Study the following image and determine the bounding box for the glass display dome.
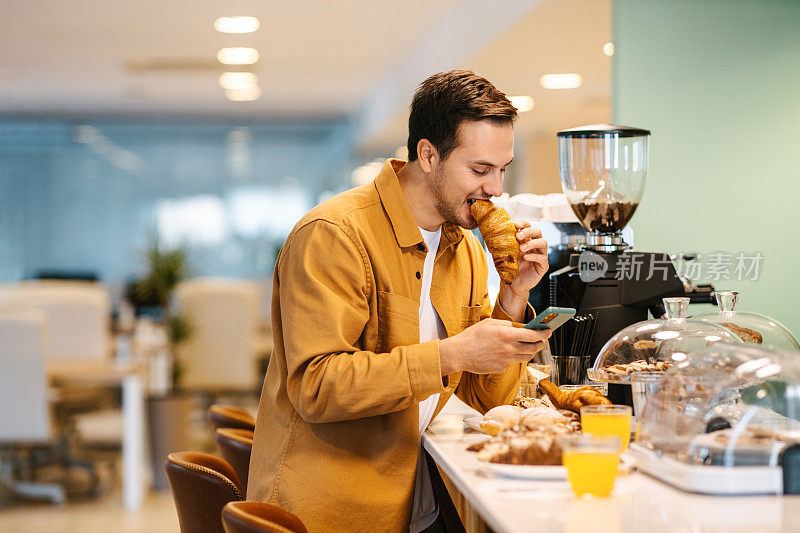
[635,342,800,475]
[588,297,740,383]
[696,290,800,352]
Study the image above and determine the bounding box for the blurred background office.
[0,0,797,531]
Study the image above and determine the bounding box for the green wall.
[613,0,800,337]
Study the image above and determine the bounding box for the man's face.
[427,120,514,229]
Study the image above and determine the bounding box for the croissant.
[469,200,519,284]
[538,378,611,413]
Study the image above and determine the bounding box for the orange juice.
[562,451,619,497]
[580,405,632,452]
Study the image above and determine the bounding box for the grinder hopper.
[557,124,650,251]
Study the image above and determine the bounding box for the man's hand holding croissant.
[469,199,549,322]
[507,221,549,297]
[493,219,547,322]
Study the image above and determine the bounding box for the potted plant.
[126,235,195,489]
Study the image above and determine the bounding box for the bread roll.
[480,405,523,436]
[518,406,571,430]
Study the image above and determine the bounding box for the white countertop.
[424,399,800,533]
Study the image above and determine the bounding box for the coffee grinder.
[549,125,714,385]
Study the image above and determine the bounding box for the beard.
[429,166,476,229]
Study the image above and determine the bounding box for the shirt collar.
[374,158,465,250]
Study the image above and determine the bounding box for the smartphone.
[523,306,576,330]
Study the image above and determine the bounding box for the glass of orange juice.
[560,434,621,498]
[580,405,632,452]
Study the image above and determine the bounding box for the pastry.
[722,323,763,344]
[469,425,575,465]
[512,396,550,409]
[604,359,672,375]
[632,339,658,361]
[518,406,573,429]
[602,339,634,366]
[558,409,582,431]
[479,405,524,436]
[469,199,520,284]
[538,379,611,413]
[517,366,549,399]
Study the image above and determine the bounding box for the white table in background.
[47,358,147,510]
[425,400,800,533]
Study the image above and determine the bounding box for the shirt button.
[416,271,421,279]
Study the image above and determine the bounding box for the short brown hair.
[406,70,517,162]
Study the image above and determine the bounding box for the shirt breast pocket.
[461,304,483,330]
[377,291,419,353]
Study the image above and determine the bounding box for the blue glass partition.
[0,118,355,284]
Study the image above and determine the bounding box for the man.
[249,70,550,532]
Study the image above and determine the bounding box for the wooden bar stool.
[208,404,256,432]
[215,428,253,497]
[222,501,308,533]
[165,451,243,533]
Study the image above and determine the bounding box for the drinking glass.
[560,434,621,497]
[580,405,632,452]
[631,372,665,418]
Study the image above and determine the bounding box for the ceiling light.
[219,72,258,90]
[603,42,615,56]
[225,86,261,102]
[509,96,535,113]
[217,47,260,65]
[214,16,260,34]
[539,73,583,90]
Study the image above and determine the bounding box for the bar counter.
[424,403,800,533]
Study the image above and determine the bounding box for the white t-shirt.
[409,227,448,533]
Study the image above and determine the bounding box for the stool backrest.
[166,451,243,533]
[222,501,309,533]
[215,428,253,497]
[208,404,256,432]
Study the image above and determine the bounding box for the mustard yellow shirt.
[248,159,531,532]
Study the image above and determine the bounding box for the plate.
[586,368,632,383]
[463,415,483,433]
[484,462,567,480]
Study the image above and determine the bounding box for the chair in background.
[0,280,114,420]
[6,280,111,361]
[0,310,64,504]
[214,429,253,497]
[209,404,256,432]
[0,308,101,504]
[0,309,64,504]
[175,278,262,393]
[1,281,127,461]
[165,451,243,533]
[222,501,309,533]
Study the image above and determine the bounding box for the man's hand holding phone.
[439,318,552,376]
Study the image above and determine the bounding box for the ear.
[416,139,439,174]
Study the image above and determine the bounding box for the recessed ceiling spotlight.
[603,42,615,56]
[225,86,261,102]
[539,73,583,90]
[217,47,260,65]
[219,72,258,90]
[509,96,535,112]
[214,16,260,34]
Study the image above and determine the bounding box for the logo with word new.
[578,251,608,282]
